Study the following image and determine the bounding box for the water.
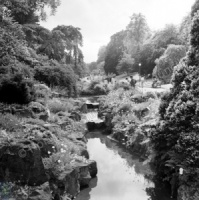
[76,132,171,200]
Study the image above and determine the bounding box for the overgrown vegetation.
[0,73,36,104]
[151,0,199,192]
[99,88,160,157]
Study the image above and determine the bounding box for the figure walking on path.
[140,76,145,88]
[130,76,136,88]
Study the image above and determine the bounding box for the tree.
[179,14,192,47]
[53,25,83,66]
[125,13,149,54]
[139,43,164,76]
[151,24,181,49]
[97,45,107,63]
[0,6,32,68]
[154,44,186,83]
[116,52,135,74]
[137,24,181,76]
[191,0,199,17]
[187,10,199,66]
[104,31,126,74]
[37,25,83,66]
[123,13,150,73]
[0,0,61,24]
[151,0,199,189]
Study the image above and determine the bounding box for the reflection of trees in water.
[87,131,152,176]
[87,132,172,200]
[76,177,98,200]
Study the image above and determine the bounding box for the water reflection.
[76,132,155,200]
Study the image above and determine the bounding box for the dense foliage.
[0,0,86,100]
[0,0,61,24]
[104,31,126,74]
[154,44,186,83]
[100,13,190,78]
[0,73,36,104]
[151,0,199,187]
[34,65,77,97]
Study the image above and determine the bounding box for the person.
[140,76,145,88]
[130,76,136,88]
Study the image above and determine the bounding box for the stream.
[76,131,172,200]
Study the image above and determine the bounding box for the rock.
[80,104,87,113]
[79,148,89,159]
[95,122,106,129]
[0,139,48,186]
[77,163,91,188]
[86,121,105,131]
[86,103,99,110]
[104,112,113,128]
[15,108,33,118]
[88,160,97,178]
[28,102,50,121]
[86,122,96,131]
[28,182,52,200]
[51,168,80,197]
[69,111,81,121]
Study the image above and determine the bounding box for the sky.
[40,0,195,63]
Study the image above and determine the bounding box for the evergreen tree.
[151,0,199,187]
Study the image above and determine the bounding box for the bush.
[113,82,131,90]
[34,65,77,97]
[0,73,36,104]
[48,99,74,114]
[81,80,108,96]
[0,113,22,132]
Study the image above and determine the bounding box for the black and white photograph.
[0,0,197,199]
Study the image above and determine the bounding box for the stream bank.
[76,131,172,200]
[77,89,174,200]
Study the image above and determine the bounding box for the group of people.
[125,75,145,88]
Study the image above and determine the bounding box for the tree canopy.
[0,0,61,24]
[0,0,86,98]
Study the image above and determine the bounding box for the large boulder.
[76,163,91,188]
[88,160,97,178]
[29,102,50,121]
[50,168,80,197]
[0,139,48,186]
[80,103,88,113]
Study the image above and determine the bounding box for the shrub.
[34,65,77,97]
[113,82,131,90]
[34,83,50,104]
[81,80,108,96]
[0,113,22,132]
[144,91,157,99]
[0,73,36,104]
[48,99,74,114]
